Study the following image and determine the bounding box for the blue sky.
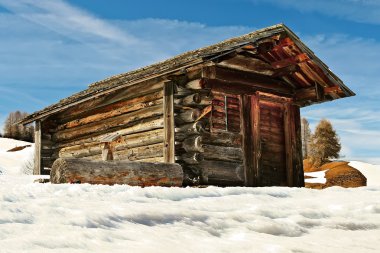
[0,0,379,163]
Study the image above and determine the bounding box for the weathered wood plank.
[54,104,163,142]
[33,120,42,175]
[115,143,163,161]
[56,79,165,122]
[202,66,293,95]
[196,160,244,185]
[51,158,183,187]
[201,131,242,147]
[284,103,293,186]
[54,116,164,149]
[251,94,261,186]
[57,92,163,130]
[163,81,175,163]
[202,144,243,162]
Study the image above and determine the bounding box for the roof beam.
[202,65,294,95]
[271,53,309,69]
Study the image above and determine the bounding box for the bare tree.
[301,118,311,159]
[3,111,34,142]
[309,119,341,167]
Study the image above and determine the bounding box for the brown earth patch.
[7,145,31,152]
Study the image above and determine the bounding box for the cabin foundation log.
[51,158,183,186]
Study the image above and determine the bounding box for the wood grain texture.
[34,120,42,175]
[163,81,175,163]
[51,158,183,187]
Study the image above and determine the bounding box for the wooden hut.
[19,24,354,187]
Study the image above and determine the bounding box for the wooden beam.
[294,84,325,103]
[202,66,294,95]
[163,81,175,163]
[324,86,342,94]
[33,120,42,175]
[271,53,309,69]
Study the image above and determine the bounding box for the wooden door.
[242,93,289,186]
[258,99,287,186]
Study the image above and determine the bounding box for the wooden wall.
[37,63,304,187]
[173,65,303,187]
[40,78,168,169]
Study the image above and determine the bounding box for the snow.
[1,138,380,253]
[1,177,380,253]
[0,138,34,175]
[304,170,327,184]
[349,161,380,186]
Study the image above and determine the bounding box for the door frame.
[241,91,296,187]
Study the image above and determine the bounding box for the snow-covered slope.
[0,137,34,175]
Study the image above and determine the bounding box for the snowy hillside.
[1,137,380,253]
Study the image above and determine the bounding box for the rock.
[325,165,366,188]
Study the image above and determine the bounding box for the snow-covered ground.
[1,138,380,253]
[0,138,34,175]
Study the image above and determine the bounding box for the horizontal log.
[114,143,163,161]
[175,108,201,125]
[202,145,243,162]
[51,158,183,187]
[174,85,193,97]
[201,132,242,147]
[54,116,164,149]
[175,121,205,136]
[179,93,212,106]
[218,54,274,76]
[136,157,165,163]
[115,128,164,150]
[202,66,294,95]
[54,104,163,142]
[56,79,165,122]
[196,160,244,185]
[185,79,205,90]
[182,135,203,152]
[57,93,163,130]
[59,144,102,159]
[176,152,204,164]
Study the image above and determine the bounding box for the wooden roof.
[20,24,354,125]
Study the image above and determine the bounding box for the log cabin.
[19,24,354,187]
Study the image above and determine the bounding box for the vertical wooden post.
[101,142,114,161]
[33,120,42,175]
[241,93,261,187]
[241,95,253,186]
[251,93,261,186]
[284,103,293,186]
[163,81,175,163]
[292,105,304,187]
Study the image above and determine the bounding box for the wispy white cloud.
[0,0,250,120]
[252,0,380,25]
[0,0,138,45]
